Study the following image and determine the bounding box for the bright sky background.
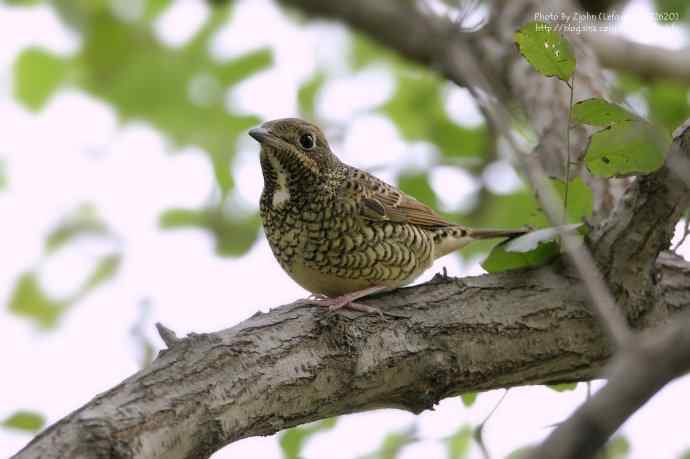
[1,0,689,458]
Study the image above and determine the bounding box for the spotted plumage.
[249,118,527,312]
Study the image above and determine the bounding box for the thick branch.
[530,308,690,459]
[13,254,690,459]
[591,120,690,319]
[587,33,690,85]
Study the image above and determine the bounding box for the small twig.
[473,389,509,459]
[673,216,690,251]
[531,314,690,459]
[564,75,575,222]
[155,322,180,348]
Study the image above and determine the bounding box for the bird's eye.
[299,133,315,150]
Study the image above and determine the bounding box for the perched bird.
[249,118,527,315]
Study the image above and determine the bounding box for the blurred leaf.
[647,81,690,132]
[482,239,559,273]
[13,47,69,110]
[216,48,272,86]
[279,418,337,459]
[359,427,416,459]
[144,0,172,20]
[514,21,576,82]
[654,0,690,22]
[397,172,439,211]
[1,411,45,433]
[0,160,6,191]
[585,120,668,177]
[550,177,593,224]
[16,5,272,194]
[298,71,326,119]
[4,0,44,5]
[446,426,472,459]
[506,446,536,459]
[572,98,639,126]
[596,436,630,459]
[7,272,65,328]
[78,254,121,296]
[160,206,261,257]
[548,382,578,392]
[383,72,486,158]
[350,32,406,70]
[678,449,690,459]
[460,392,478,407]
[45,204,108,254]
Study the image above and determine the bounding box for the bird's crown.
[249,118,339,176]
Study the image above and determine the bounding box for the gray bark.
[12,252,690,459]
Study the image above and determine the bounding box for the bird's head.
[249,118,340,208]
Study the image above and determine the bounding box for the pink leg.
[299,286,390,316]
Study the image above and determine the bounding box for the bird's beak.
[249,126,271,143]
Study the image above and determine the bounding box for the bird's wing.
[352,168,452,228]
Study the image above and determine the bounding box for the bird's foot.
[297,286,405,318]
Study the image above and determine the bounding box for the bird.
[249,118,528,315]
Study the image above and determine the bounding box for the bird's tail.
[466,226,530,240]
[433,225,529,259]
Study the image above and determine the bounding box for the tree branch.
[587,33,690,85]
[530,309,690,459]
[12,253,690,459]
[591,119,690,320]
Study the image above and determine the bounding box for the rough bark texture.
[13,253,690,459]
[12,0,690,458]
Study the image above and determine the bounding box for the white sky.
[1,0,689,458]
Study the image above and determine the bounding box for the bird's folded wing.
[354,169,452,228]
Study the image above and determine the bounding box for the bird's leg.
[300,286,390,316]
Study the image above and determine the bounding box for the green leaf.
[654,0,690,22]
[20,5,272,194]
[45,204,108,254]
[0,160,7,191]
[446,426,472,459]
[572,98,639,127]
[2,411,45,433]
[358,428,416,459]
[298,72,326,119]
[550,177,593,224]
[13,47,69,110]
[548,382,578,392]
[350,32,408,71]
[7,272,65,328]
[678,449,690,459]
[160,207,261,257]
[481,239,559,273]
[514,21,576,82]
[506,446,536,459]
[585,120,668,177]
[596,436,630,459]
[77,254,121,296]
[279,418,337,459]
[144,0,171,20]
[460,392,478,407]
[383,73,487,159]
[647,81,690,133]
[4,0,44,5]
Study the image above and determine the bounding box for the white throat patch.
[268,153,290,208]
